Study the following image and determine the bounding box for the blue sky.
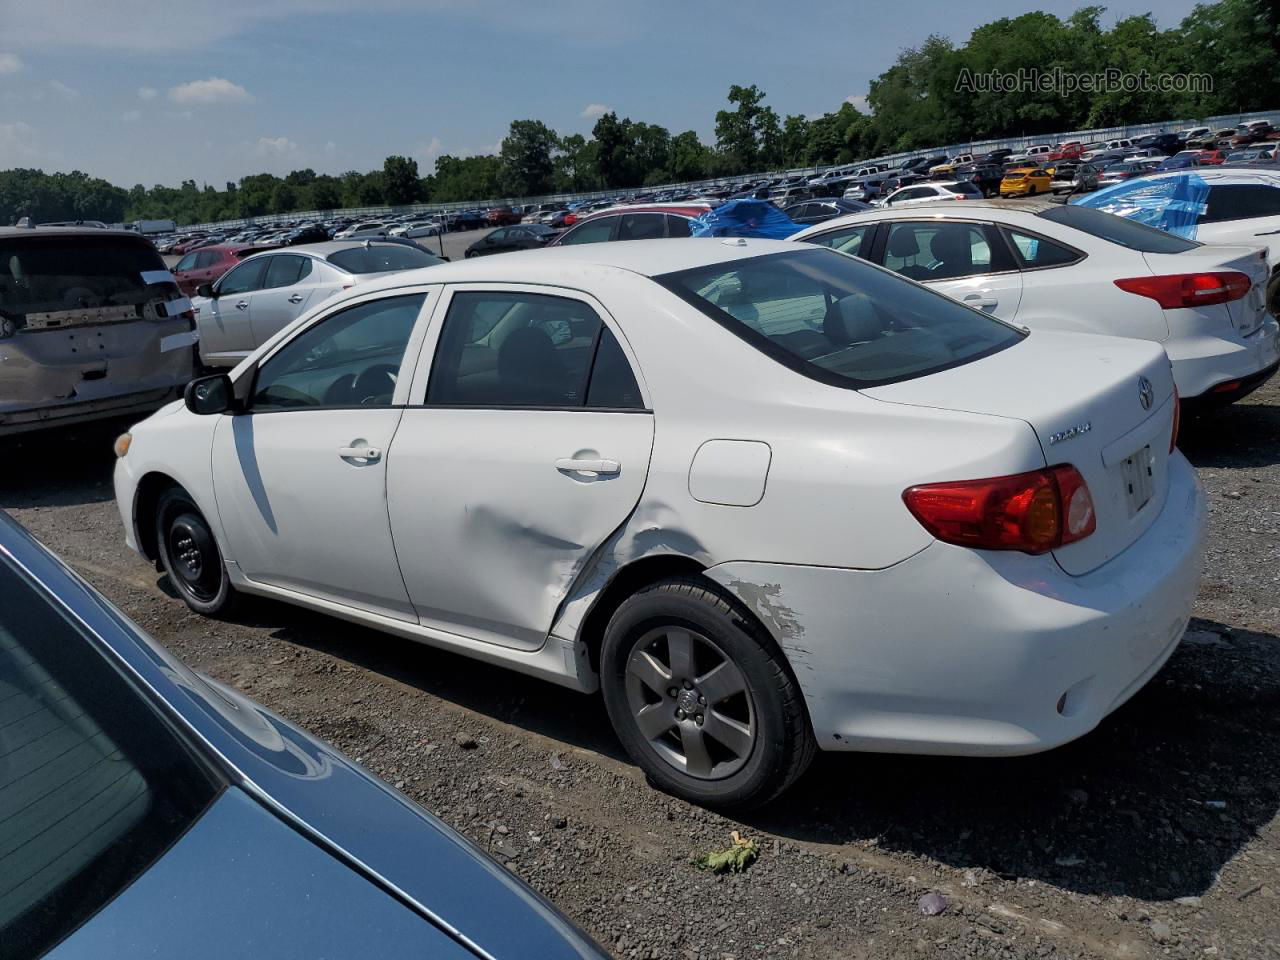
[0,0,1200,187]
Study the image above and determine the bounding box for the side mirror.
[184,374,234,416]
[196,283,215,299]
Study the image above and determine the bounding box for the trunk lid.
[863,331,1176,576]
[1141,243,1270,337]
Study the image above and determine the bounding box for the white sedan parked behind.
[191,240,443,368]
[115,239,1205,807]
[791,200,1279,409]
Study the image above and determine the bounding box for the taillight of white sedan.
[113,239,1206,807]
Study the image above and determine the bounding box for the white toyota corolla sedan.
[113,239,1206,807]
[790,200,1279,411]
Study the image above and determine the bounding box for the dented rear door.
[386,284,655,651]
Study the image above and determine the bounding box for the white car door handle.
[555,457,620,476]
[235,300,249,310]
[288,293,305,304]
[338,445,382,462]
[963,294,998,308]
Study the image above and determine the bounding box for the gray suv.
[0,226,197,436]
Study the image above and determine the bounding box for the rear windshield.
[326,244,442,274]
[0,235,176,323]
[1039,205,1199,253]
[656,248,1024,388]
[0,555,220,957]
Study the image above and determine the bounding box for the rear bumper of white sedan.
[1165,315,1279,401]
[707,452,1207,757]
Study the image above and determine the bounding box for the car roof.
[790,199,1058,236]
[238,239,424,261]
[0,225,145,240]
[355,237,806,294]
[576,204,710,221]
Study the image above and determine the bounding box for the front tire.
[600,576,815,808]
[1267,270,1280,319]
[155,488,238,617]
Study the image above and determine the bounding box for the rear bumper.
[707,453,1206,756]
[0,384,185,436]
[1167,317,1280,401]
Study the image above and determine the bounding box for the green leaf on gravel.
[694,831,758,874]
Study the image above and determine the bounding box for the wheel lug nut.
[695,714,704,726]
[683,680,693,690]
[675,709,686,720]
[698,695,706,705]
[668,686,679,698]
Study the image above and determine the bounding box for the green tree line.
[2,0,1275,226]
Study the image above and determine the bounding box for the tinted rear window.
[1039,204,1199,252]
[656,249,1023,389]
[326,244,442,274]
[0,235,174,322]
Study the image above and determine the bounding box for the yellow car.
[999,166,1052,197]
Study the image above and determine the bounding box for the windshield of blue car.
[657,248,1024,389]
[0,556,221,958]
[327,244,442,274]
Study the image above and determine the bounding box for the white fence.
[181,108,1280,232]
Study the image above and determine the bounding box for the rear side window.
[426,291,642,409]
[1200,184,1280,223]
[263,255,312,289]
[657,248,1023,388]
[0,235,175,323]
[617,214,666,241]
[0,557,220,959]
[883,221,994,281]
[1003,229,1083,268]
[802,223,872,258]
[1040,204,1198,252]
[666,215,693,237]
[326,245,441,274]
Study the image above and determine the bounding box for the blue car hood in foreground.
[49,788,475,960]
[2,512,609,960]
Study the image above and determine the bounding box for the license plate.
[1122,445,1154,515]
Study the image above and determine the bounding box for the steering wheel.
[352,364,398,405]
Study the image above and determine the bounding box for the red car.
[484,206,522,226]
[1048,141,1084,162]
[170,244,274,297]
[1198,150,1227,166]
[548,204,709,245]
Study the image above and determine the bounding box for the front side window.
[426,291,641,409]
[174,253,198,272]
[0,558,220,958]
[657,248,1023,388]
[217,258,268,296]
[251,293,426,410]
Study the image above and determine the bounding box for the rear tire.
[1267,270,1280,319]
[155,488,238,617]
[600,576,815,808]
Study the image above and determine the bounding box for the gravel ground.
[2,378,1278,960]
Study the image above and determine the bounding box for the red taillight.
[1114,271,1251,309]
[1170,386,1181,452]
[903,465,1095,554]
[564,214,577,226]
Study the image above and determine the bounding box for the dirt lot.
[3,378,1279,960]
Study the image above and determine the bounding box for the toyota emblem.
[1138,376,1154,411]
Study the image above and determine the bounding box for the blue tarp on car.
[690,199,803,239]
[1069,172,1210,239]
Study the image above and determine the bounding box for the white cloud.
[168,77,252,105]
[254,135,298,156]
[580,102,609,119]
[414,136,443,161]
[138,86,157,100]
[0,120,46,164]
[322,140,336,156]
[122,109,141,122]
[0,52,22,75]
[49,79,78,99]
[844,94,872,114]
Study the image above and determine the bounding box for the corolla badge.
[1047,422,1092,445]
[1138,376,1154,411]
